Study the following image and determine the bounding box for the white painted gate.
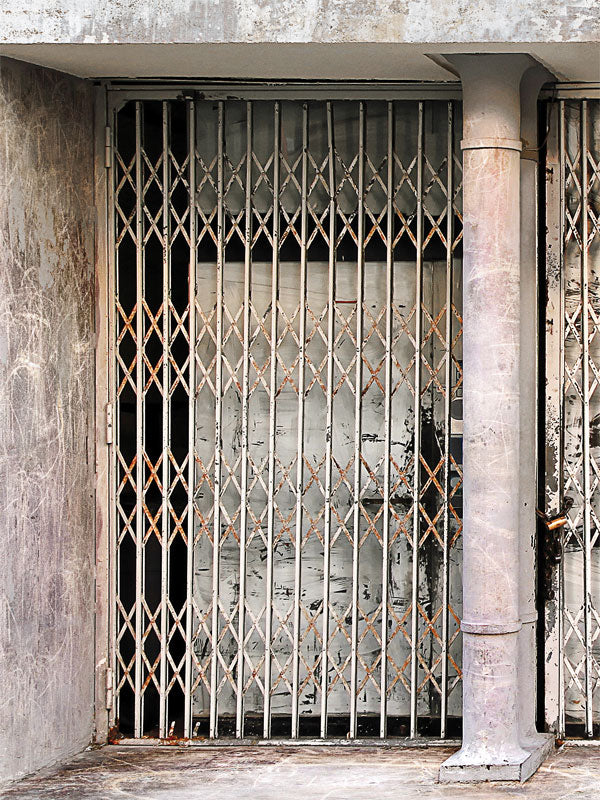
[543,93,600,739]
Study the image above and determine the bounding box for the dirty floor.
[3,743,599,800]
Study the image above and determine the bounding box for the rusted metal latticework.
[110,92,464,741]
[545,97,600,738]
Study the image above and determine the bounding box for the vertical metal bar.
[209,101,225,739]
[235,101,252,739]
[184,99,197,740]
[263,101,280,740]
[380,101,394,739]
[410,101,424,739]
[543,99,563,735]
[108,101,118,732]
[134,101,144,738]
[94,85,113,742]
[291,102,309,739]
[320,101,336,739]
[349,102,365,739]
[580,100,593,737]
[159,101,169,739]
[440,101,454,739]
[558,99,566,737]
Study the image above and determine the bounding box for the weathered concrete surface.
[0,1,598,82]
[0,41,597,84]
[0,0,598,44]
[3,743,600,799]
[0,57,96,787]
[439,54,551,782]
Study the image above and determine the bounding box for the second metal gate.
[544,92,600,738]
[108,86,464,741]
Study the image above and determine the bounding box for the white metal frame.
[544,95,600,739]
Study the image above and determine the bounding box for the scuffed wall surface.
[0,0,597,45]
[0,57,95,786]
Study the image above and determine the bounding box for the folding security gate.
[107,86,464,741]
[543,94,600,738]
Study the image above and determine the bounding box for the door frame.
[93,79,467,744]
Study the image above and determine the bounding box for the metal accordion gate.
[107,85,465,742]
[543,92,600,739]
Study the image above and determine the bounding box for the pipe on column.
[518,65,555,749]
[438,54,553,783]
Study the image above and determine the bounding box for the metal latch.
[537,507,569,598]
[536,507,568,531]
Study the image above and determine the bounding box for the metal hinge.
[105,402,113,445]
[104,126,112,169]
[105,667,114,710]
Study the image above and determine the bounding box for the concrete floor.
[3,743,600,799]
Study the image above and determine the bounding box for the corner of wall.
[0,55,97,787]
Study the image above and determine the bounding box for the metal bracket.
[104,125,112,169]
[105,667,114,710]
[105,402,113,445]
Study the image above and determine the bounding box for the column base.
[438,733,554,783]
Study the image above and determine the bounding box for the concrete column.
[438,54,551,782]
[518,65,555,752]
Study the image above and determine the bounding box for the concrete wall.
[0,1,597,83]
[0,0,597,44]
[0,57,96,787]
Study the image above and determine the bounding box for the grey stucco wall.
[0,57,95,787]
[0,0,598,44]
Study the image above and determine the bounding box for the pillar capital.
[443,53,534,141]
[520,65,554,158]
